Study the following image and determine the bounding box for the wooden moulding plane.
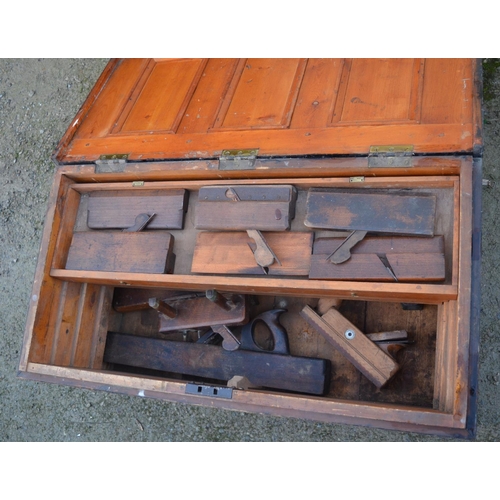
[301,299,406,389]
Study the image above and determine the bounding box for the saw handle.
[240,309,290,355]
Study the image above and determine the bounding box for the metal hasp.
[185,383,233,399]
[219,149,259,170]
[368,145,414,168]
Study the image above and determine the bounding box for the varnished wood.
[25,362,468,435]
[54,59,478,163]
[59,157,464,184]
[70,175,458,193]
[49,268,458,303]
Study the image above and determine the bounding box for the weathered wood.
[300,305,400,388]
[310,236,445,282]
[191,231,313,276]
[158,294,248,332]
[103,331,330,395]
[87,189,188,229]
[65,232,174,274]
[313,235,445,255]
[309,253,446,282]
[304,189,436,235]
[195,184,296,231]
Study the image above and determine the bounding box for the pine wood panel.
[330,59,424,125]
[117,59,207,134]
[213,58,307,130]
[55,58,478,163]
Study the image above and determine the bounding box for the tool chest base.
[19,58,482,438]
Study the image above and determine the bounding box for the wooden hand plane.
[301,300,405,388]
[304,188,437,264]
[104,309,331,395]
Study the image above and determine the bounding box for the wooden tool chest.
[19,58,482,438]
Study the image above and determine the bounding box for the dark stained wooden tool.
[305,189,437,235]
[104,309,330,395]
[87,189,189,229]
[300,305,400,388]
[158,294,248,332]
[305,188,437,264]
[309,235,445,282]
[65,232,175,274]
[195,185,297,231]
[191,231,313,276]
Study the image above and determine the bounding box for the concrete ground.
[0,59,499,442]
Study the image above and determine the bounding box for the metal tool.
[376,253,398,281]
[225,187,281,272]
[122,213,156,232]
[210,324,241,351]
[198,308,290,354]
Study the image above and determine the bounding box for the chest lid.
[54,58,482,165]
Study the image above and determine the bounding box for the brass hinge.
[219,149,259,171]
[95,153,130,173]
[368,145,414,168]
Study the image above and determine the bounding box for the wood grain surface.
[104,331,330,395]
[158,294,248,332]
[65,231,174,274]
[54,59,478,163]
[305,189,436,235]
[87,189,188,229]
[191,231,313,275]
[310,236,445,281]
[300,305,400,388]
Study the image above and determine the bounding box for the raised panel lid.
[54,58,482,164]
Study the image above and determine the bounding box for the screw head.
[345,329,356,340]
